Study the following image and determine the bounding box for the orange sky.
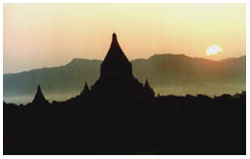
[3,3,246,73]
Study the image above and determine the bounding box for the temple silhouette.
[32,85,48,105]
[90,33,154,99]
[33,33,154,104]
[3,33,246,155]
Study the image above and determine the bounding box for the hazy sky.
[3,3,246,73]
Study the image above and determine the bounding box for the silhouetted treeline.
[3,92,245,155]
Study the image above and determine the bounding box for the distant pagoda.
[81,82,90,95]
[32,85,48,104]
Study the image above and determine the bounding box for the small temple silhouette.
[81,82,90,95]
[32,85,48,104]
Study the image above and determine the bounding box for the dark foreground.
[3,92,245,155]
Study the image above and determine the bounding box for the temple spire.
[111,33,119,47]
[112,33,117,41]
[32,85,48,104]
[144,79,151,89]
[84,82,89,92]
[100,33,132,77]
[103,33,129,63]
[81,82,90,95]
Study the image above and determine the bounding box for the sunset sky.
[3,3,246,73]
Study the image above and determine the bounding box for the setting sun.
[206,45,223,56]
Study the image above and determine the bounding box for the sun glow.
[3,4,245,73]
[206,45,223,56]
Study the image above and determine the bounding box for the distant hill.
[3,54,246,103]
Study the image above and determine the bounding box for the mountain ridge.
[4,54,246,75]
[3,53,246,103]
